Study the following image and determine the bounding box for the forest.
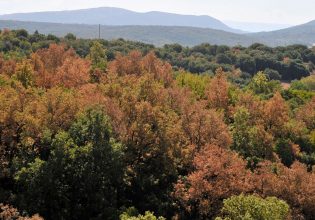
[0,29,315,220]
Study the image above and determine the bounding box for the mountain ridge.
[0,20,257,46]
[2,19,315,46]
[0,7,244,33]
[248,21,315,46]
[1,7,315,47]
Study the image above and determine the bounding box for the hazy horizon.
[1,0,314,26]
[223,20,292,32]
[0,6,296,32]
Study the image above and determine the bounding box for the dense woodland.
[0,29,315,220]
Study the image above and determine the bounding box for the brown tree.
[0,203,43,220]
[38,87,79,133]
[206,68,229,112]
[263,92,289,137]
[142,52,174,87]
[0,55,16,77]
[234,91,264,125]
[55,56,90,88]
[254,161,315,218]
[31,44,76,88]
[296,97,315,130]
[181,101,232,150]
[108,51,143,76]
[174,145,253,218]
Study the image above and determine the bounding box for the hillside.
[0,20,257,46]
[249,21,315,46]
[2,7,315,47]
[0,7,243,33]
[224,20,292,32]
[2,19,315,47]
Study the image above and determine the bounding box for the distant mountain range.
[0,7,315,47]
[247,21,315,46]
[0,20,255,46]
[0,7,244,34]
[223,20,292,32]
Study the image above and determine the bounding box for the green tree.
[232,107,274,161]
[237,55,256,74]
[310,130,315,146]
[64,33,76,41]
[248,71,269,94]
[89,41,108,82]
[264,68,281,80]
[275,139,297,167]
[89,41,107,71]
[120,207,165,220]
[15,108,124,220]
[176,71,211,98]
[215,194,290,220]
[14,60,34,88]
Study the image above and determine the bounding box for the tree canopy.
[0,29,315,220]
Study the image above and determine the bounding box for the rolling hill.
[2,7,315,47]
[1,19,315,47]
[0,20,257,46]
[249,21,315,46]
[224,20,292,32]
[0,7,243,34]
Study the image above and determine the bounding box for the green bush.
[120,207,165,220]
[215,194,290,220]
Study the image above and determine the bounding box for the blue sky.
[0,0,314,25]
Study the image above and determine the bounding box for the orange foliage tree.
[254,161,315,218]
[296,97,315,130]
[55,56,90,88]
[181,101,231,151]
[31,44,90,88]
[206,67,229,112]
[263,92,289,137]
[174,145,253,219]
